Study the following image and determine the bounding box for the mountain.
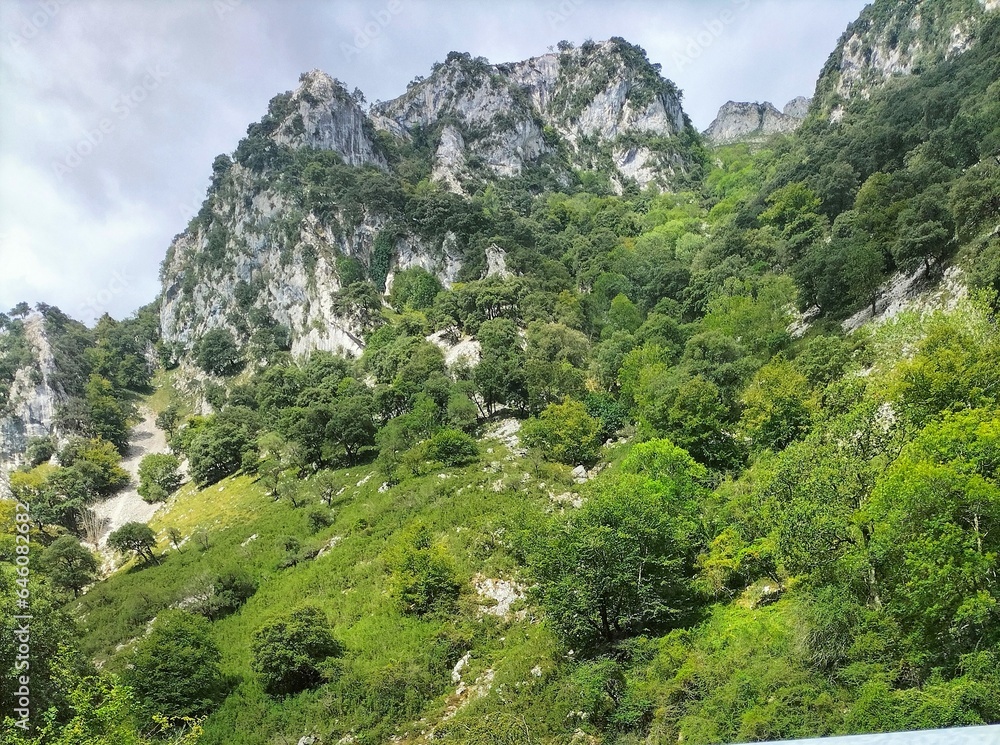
[703,97,810,145]
[5,3,1000,743]
[372,39,693,192]
[814,0,998,120]
[158,39,703,365]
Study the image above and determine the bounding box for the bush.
[307,505,334,532]
[195,328,242,376]
[426,428,479,466]
[24,436,56,467]
[251,605,344,696]
[137,453,182,502]
[124,610,227,719]
[520,399,602,465]
[389,524,461,616]
[192,567,258,620]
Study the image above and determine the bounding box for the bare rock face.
[273,70,386,169]
[703,98,808,145]
[372,39,693,192]
[159,40,701,362]
[0,314,64,486]
[783,96,812,119]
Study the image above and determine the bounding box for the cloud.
[0,0,867,324]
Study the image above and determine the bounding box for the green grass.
[72,440,586,744]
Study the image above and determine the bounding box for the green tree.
[107,521,159,564]
[864,409,1000,667]
[250,605,343,696]
[530,439,706,650]
[642,376,744,471]
[137,453,182,502]
[325,394,376,463]
[739,358,816,455]
[388,266,443,311]
[520,399,602,465]
[125,610,227,720]
[195,328,242,376]
[474,318,527,415]
[83,374,133,453]
[41,535,98,597]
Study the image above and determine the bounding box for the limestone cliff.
[158,41,702,364]
[703,98,809,145]
[0,314,64,485]
[372,39,696,193]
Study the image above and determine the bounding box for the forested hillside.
[2,2,999,743]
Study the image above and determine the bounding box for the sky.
[0,0,869,324]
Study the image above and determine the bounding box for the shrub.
[520,399,602,465]
[426,428,479,466]
[137,453,182,502]
[251,605,343,696]
[307,505,334,532]
[192,567,258,620]
[125,610,227,719]
[389,525,461,616]
[24,436,56,467]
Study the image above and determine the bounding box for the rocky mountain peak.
[703,98,809,145]
[372,38,693,192]
[271,69,387,168]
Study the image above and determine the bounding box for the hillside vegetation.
[2,5,1000,744]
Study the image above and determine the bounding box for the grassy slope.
[72,438,579,744]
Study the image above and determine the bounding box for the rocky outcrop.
[158,40,702,362]
[372,39,694,192]
[158,170,461,360]
[0,314,64,484]
[703,98,809,145]
[272,70,386,169]
[814,0,997,119]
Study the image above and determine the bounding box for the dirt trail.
[91,406,168,546]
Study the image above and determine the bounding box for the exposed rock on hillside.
[814,0,997,119]
[0,313,64,484]
[373,39,695,192]
[703,98,809,145]
[272,70,387,168]
[158,40,702,363]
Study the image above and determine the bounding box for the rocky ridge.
[158,40,700,362]
[373,39,693,193]
[703,98,810,145]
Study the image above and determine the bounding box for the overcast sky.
[0,0,869,324]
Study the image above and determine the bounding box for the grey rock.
[0,313,65,483]
[703,100,806,145]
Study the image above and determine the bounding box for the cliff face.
[703,98,809,145]
[272,71,388,168]
[0,314,64,483]
[372,39,694,193]
[814,0,998,120]
[158,41,702,363]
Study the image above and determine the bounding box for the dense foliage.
[4,7,1000,743]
